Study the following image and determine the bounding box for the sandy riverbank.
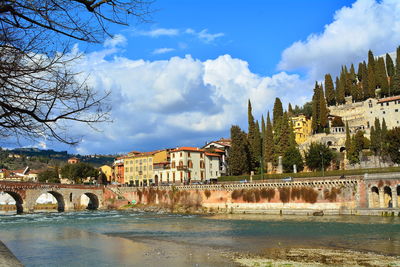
[0,241,22,267]
[234,248,400,267]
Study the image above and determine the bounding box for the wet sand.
[0,241,23,267]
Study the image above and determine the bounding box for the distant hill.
[0,147,117,171]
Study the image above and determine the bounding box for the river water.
[0,210,399,266]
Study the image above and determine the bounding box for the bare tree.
[0,0,152,144]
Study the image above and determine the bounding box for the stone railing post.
[391,186,398,208]
[379,188,385,208]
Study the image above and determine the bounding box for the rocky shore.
[0,241,22,266]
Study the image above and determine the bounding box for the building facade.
[203,138,231,175]
[291,115,313,144]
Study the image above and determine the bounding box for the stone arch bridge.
[0,181,105,214]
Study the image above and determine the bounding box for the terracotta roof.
[377,95,400,103]
[205,152,221,157]
[171,147,204,152]
[212,148,225,153]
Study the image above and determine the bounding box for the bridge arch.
[34,191,65,212]
[0,191,24,214]
[80,192,99,210]
[369,186,380,208]
[383,186,392,208]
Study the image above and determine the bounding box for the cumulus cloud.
[70,49,310,154]
[152,47,175,55]
[278,0,400,79]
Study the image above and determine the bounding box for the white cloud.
[186,28,224,43]
[103,34,127,48]
[70,49,309,154]
[152,47,175,55]
[278,0,400,79]
[135,28,179,37]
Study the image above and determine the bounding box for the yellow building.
[0,169,9,180]
[99,165,113,183]
[291,115,312,144]
[123,150,169,186]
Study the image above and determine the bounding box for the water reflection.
[0,211,399,266]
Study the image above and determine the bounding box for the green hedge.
[219,166,400,182]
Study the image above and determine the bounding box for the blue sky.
[7,0,400,155]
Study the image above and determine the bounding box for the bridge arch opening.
[383,186,392,208]
[35,191,65,212]
[80,193,99,210]
[370,186,380,208]
[0,191,23,214]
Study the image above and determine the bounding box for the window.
[381,103,384,106]
[387,102,389,106]
[188,160,193,168]
[136,167,138,171]
[130,167,133,172]
[140,159,142,164]
[140,166,142,171]
[136,160,138,163]
[172,153,175,158]
[144,159,147,163]
[188,152,191,157]
[383,111,386,114]
[180,152,182,157]
[172,161,176,168]
[144,175,146,178]
[149,158,152,162]
[395,109,399,112]
[149,165,152,170]
[125,167,128,172]
[143,166,146,171]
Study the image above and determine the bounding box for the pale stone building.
[203,138,231,175]
[153,147,220,185]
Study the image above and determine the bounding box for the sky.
[9,0,400,155]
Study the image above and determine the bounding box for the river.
[0,210,399,266]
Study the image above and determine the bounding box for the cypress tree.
[381,118,389,157]
[288,103,293,116]
[343,65,351,96]
[392,46,400,96]
[278,112,291,155]
[345,121,351,155]
[367,50,376,98]
[247,100,258,170]
[254,120,262,166]
[324,74,336,106]
[272,98,283,126]
[261,115,266,151]
[357,62,363,82]
[361,61,369,100]
[386,53,395,90]
[319,84,328,129]
[376,57,389,97]
[311,82,320,132]
[264,112,274,167]
[370,126,380,156]
[373,118,382,156]
[336,74,345,104]
[228,125,250,175]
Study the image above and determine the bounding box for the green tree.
[361,61,369,100]
[272,98,283,126]
[264,112,274,167]
[336,75,345,104]
[38,168,60,183]
[60,162,97,184]
[345,121,351,154]
[247,100,261,170]
[282,146,304,173]
[288,103,293,116]
[305,142,334,171]
[370,118,382,156]
[392,46,400,95]
[376,57,389,97]
[385,127,400,164]
[228,125,250,175]
[386,53,395,93]
[319,85,328,129]
[347,136,360,165]
[324,74,336,106]
[311,82,320,132]
[367,50,377,98]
